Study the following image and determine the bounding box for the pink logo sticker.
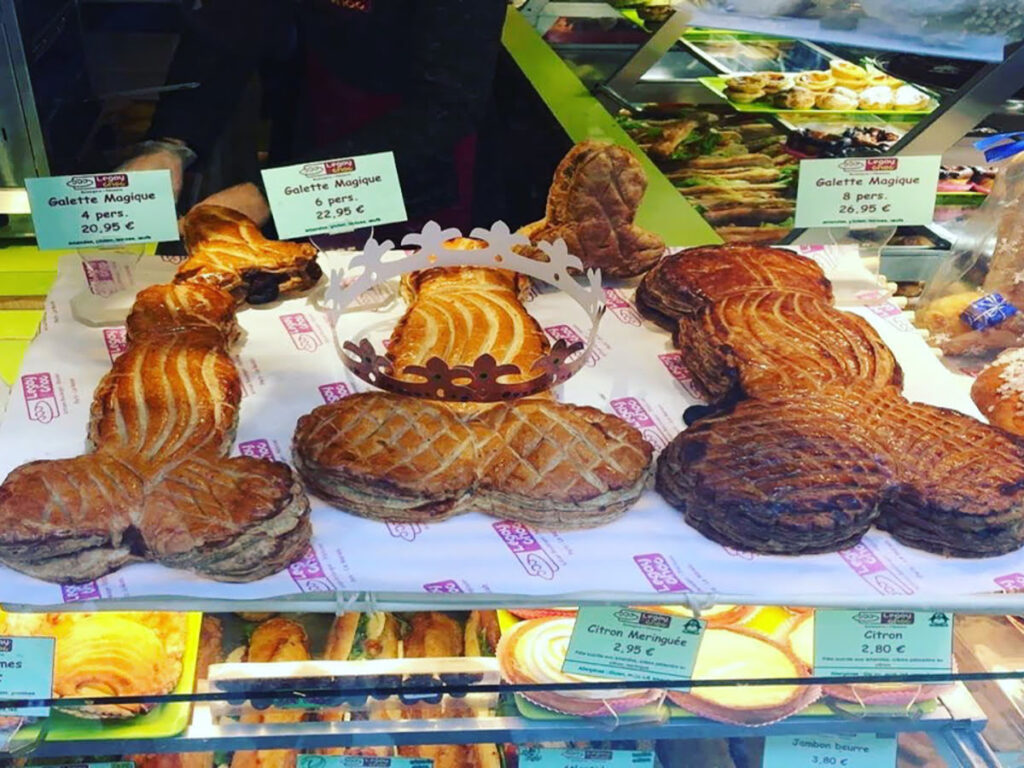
[61,582,101,603]
[423,580,463,593]
[387,521,423,541]
[657,354,705,400]
[493,520,559,580]
[21,373,59,424]
[238,439,275,460]
[633,553,689,593]
[319,382,352,403]
[544,324,604,366]
[281,313,323,352]
[839,543,915,595]
[288,548,334,592]
[103,327,128,362]
[610,397,671,450]
[995,573,1024,592]
[82,259,119,296]
[603,288,643,326]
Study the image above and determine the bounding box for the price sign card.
[25,171,179,251]
[763,733,897,768]
[298,757,432,768]
[814,610,953,675]
[262,152,408,240]
[794,155,941,228]
[519,747,654,768]
[562,606,705,682]
[0,636,54,717]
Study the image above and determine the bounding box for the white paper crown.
[322,220,607,401]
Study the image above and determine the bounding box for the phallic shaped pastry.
[816,86,860,110]
[972,348,1024,435]
[795,71,835,92]
[858,85,894,110]
[635,244,832,330]
[518,141,666,278]
[658,387,1024,557]
[178,205,322,305]
[657,394,894,555]
[774,86,816,110]
[231,618,311,768]
[292,392,652,528]
[0,283,311,583]
[496,617,662,716]
[667,628,820,724]
[674,289,902,401]
[390,265,549,385]
[786,614,954,706]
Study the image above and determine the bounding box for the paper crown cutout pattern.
[322,221,607,401]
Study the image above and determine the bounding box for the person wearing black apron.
[123,0,507,236]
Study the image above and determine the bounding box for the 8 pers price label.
[561,606,705,682]
[25,170,179,250]
[762,734,897,768]
[794,155,940,228]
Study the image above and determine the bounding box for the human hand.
[192,183,271,227]
[119,148,185,199]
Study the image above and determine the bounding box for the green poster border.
[501,7,721,247]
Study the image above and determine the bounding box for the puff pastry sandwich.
[390,264,549,386]
[519,140,665,278]
[0,283,311,583]
[179,205,322,304]
[293,392,652,528]
[655,245,1024,558]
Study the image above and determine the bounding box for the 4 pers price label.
[794,155,940,228]
[814,610,953,676]
[561,606,704,682]
[26,170,179,250]
[763,734,897,768]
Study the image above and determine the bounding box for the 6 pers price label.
[762,734,897,768]
[25,170,179,251]
[561,606,704,682]
[814,610,953,675]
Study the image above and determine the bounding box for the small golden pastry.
[404,612,465,658]
[726,87,766,104]
[667,628,820,724]
[816,86,860,110]
[858,85,894,110]
[760,72,794,94]
[775,86,816,110]
[725,73,769,93]
[465,610,502,656]
[868,72,904,88]
[972,348,1024,435]
[829,60,869,89]
[795,71,835,92]
[893,84,930,111]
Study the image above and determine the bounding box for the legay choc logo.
[288,547,334,592]
[839,542,914,595]
[657,354,704,400]
[238,439,275,460]
[61,581,102,603]
[67,173,128,190]
[996,573,1024,592]
[299,158,356,178]
[319,382,352,403]
[609,397,670,450]
[839,157,898,173]
[423,580,463,593]
[160,254,188,265]
[82,259,118,296]
[387,521,423,541]
[633,553,689,593]
[493,520,559,580]
[281,313,323,352]
[103,327,128,361]
[603,288,642,326]
[21,373,59,424]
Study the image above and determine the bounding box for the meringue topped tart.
[668,628,820,725]
[496,617,661,716]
